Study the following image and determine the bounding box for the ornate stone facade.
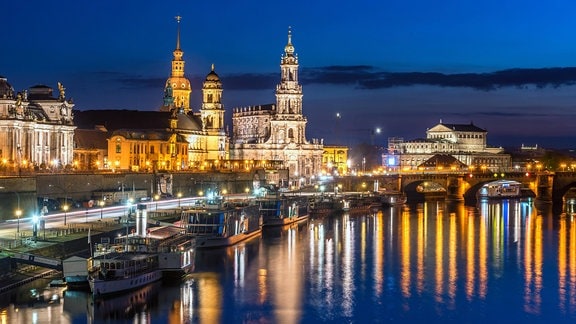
[160,16,192,114]
[385,121,511,171]
[0,77,75,172]
[84,17,228,172]
[230,29,323,184]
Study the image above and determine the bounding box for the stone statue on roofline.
[57,82,66,101]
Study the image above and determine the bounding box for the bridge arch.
[403,179,447,202]
[554,181,576,204]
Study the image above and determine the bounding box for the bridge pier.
[446,175,465,201]
[535,173,553,203]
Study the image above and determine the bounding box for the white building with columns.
[384,121,511,172]
[230,28,323,186]
[0,77,75,172]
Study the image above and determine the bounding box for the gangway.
[9,252,62,271]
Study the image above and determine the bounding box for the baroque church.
[0,78,75,172]
[74,17,227,171]
[230,28,324,184]
[73,18,322,184]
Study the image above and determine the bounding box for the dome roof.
[0,76,14,99]
[205,70,220,82]
[204,64,221,84]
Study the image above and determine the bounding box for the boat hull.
[260,195,310,227]
[194,228,262,248]
[90,269,163,296]
[262,214,308,226]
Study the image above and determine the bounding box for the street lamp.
[15,208,22,234]
[177,192,182,207]
[32,214,39,240]
[62,204,69,226]
[154,194,160,210]
[99,200,105,219]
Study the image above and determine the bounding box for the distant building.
[230,28,323,186]
[384,121,511,172]
[322,145,349,175]
[0,77,75,172]
[73,126,108,170]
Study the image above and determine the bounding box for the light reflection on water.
[3,199,576,323]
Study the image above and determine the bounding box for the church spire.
[161,15,192,113]
[175,15,181,50]
[284,26,295,56]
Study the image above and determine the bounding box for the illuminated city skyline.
[1,1,576,148]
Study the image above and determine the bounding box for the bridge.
[331,171,576,204]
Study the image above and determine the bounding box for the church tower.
[161,16,192,113]
[272,27,307,145]
[201,65,227,160]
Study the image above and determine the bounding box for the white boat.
[180,194,262,248]
[88,204,194,296]
[477,180,522,199]
[89,253,163,296]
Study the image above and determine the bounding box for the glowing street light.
[99,200,105,219]
[15,208,22,234]
[62,204,69,226]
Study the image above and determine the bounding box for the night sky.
[2,1,576,148]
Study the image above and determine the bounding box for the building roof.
[74,128,109,150]
[418,154,467,168]
[429,122,487,133]
[110,129,188,143]
[74,109,202,132]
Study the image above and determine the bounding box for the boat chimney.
[136,204,148,236]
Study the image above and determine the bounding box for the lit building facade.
[76,17,227,171]
[322,145,349,175]
[0,78,75,172]
[230,29,323,185]
[384,121,511,172]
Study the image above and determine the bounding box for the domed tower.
[201,65,227,160]
[161,16,192,113]
[272,27,307,145]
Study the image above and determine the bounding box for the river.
[2,198,576,323]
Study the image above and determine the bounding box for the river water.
[2,199,576,323]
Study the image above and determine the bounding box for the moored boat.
[341,195,381,214]
[379,191,407,207]
[258,194,309,226]
[477,180,526,200]
[89,252,163,297]
[88,204,194,296]
[180,194,262,248]
[309,195,342,215]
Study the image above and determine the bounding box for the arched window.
[288,128,294,139]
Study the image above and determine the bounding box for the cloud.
[301,66,576,90]
[88,66,576,93]
[218,73,277,90]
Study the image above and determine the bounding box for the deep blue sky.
[2,0,576,148]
